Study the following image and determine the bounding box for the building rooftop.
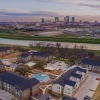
[0,47,11,52]
[71,73,82,79]
[77,67,87,73]
[44,66,56,71]
[77,58,100,66]
[33,52,51,57]
[20,52,31,58]
[0,60,3,65]
[53,67,87,87]
[0,71,39,91]
[39,93,51,100]
[62,97,77,100]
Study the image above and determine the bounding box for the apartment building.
[77,58,100,72]
[52,67,88,97]
[0,47,13,57]
[0,71,40,100]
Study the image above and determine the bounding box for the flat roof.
[44,66,56,70]
[39,93,51,100]
[26,61,36,67]
[65,85,73,89]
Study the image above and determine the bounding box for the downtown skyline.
[0,0,100,22]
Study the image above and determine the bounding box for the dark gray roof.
[53,67,87,87]
[77,67,87,73]
[62,97,77,100]
[33,52,51,57]
[71,73,82,79]
[77,58,100,66]
[39,93,51,100]
[0,60,3,65]
[0,71,39,91]
[20,52,31,58]
[0,47,10,52]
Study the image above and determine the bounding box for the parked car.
[96,78,100,81]
[84,96,91,100]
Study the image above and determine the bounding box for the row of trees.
[28,42,96,64]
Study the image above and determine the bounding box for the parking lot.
[74,72,100,100]
[0,90,17,100]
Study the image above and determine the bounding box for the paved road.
[74,72,100,100]
[0,90,17,100]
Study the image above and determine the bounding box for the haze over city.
[0,0,100,22]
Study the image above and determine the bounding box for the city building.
[0,71,40,100]
[71,17,75,24]
[52,67,88,97]
[41,18,45,23]
[55,17,59,23]
[64,16,70,24]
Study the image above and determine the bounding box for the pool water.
[32,74,49,82]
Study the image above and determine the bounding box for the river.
[0,38,100,50]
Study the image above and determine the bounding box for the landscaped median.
[0,33,100,44]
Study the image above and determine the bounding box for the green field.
[0,32,100,44]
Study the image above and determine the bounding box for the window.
[68,88,70,90]
[57,87,60,89]
[16,89,20,97]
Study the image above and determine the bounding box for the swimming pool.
[32,74,49,82]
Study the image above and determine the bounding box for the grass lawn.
[93,50,100,56]
[53,58,68,62]
[0,32,100,44]
[92,83,100,100]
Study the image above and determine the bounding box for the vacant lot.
[92,83,100,100]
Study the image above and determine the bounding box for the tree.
[15,64,31,76]
[68,55,77,65]
[34,61,47,70]
[29,42,34,49]
[56,42,61,49]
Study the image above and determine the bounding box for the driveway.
[74,72,100,100]
[0,90,16,100]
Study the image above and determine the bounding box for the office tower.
[72,17,75,23]
[41,18,45,23]
[64,16,69,24]
[55,17,59,23]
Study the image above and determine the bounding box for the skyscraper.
[71,17,75,23]
[55,17,59,23]
[64,16,70,24]
[41,18,45,23]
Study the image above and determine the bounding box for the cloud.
[78,3,100,9]
[0,9,60,17]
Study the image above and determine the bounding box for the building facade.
[52,67,88,97]
[77,58,100,72]
[0,47,14,57]
[0,71,40,100]
[17,52,32,63]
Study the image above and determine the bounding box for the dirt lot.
[92,83,100,100]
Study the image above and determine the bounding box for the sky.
[0,0,100,22]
